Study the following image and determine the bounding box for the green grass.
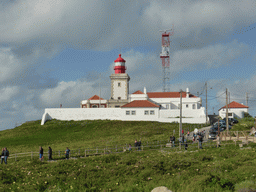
[231,117,255,132]
[0,119,203,153]
[1,119,256,191]
[1,143,256,191]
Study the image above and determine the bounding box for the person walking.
[39,146,44,161]
[1,147,9,164]
[138,140,141,151]
[1,148,5,164]
[128,144,132,151]
[198,135,203,149]
[184,139,188,150]
[134,139,138,151]
[65,147,70,159]
[48,147,53,160]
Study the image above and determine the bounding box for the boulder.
[151,186,172,192]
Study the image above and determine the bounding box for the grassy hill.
[0,119,202,153]
[1,119,256,191]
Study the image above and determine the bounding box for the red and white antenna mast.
[160,27,174,92]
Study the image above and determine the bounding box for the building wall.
[113,80,128,100]
[41,107,207,125]
[159,107,206,118]
[219,108,248,119]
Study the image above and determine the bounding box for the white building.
[218,101,249,119]
[41,54,208,125]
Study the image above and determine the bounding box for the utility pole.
[226,88,229,135]
[179,89,182,150]
[206,82,208,125]
[246,92,248,107]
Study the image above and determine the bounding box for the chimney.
[144,87,147,94]
[186,88,189,98]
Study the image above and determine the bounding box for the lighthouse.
[108,54,130,108]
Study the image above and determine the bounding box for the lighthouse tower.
[108,54,130,108]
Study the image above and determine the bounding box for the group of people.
[39,146,70,161]
[129,139,141,151]
[1,147,9,164]
[170,132,204,150]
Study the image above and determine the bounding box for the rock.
[151,186,172,192]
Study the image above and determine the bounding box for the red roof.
[121,100,159,108]
[219,101,249,110]
[88,95,104,100]
[114,54,126,62]
[147,92,197,98]
[132,90,144,94]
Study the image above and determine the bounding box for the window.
[126,111,130,115]
[118,82,121,87]
[186,104,189,108]
[118,97,121,100]
[192,104,195,109]
[144,110,149,115]
[150,110,155,115]
[131,111,136,115]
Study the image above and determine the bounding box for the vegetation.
[0,119,203,153]
[1,119,256,191]
[231,117,255,131]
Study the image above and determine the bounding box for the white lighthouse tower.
[108,54,130,108]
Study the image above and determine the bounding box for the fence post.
[85,150,87,157]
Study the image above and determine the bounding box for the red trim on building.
[121,100,159,108]
[219,101,249,110]
[147,92,197,98]
[132,90,144,94]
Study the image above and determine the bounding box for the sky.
[0,0,256,130]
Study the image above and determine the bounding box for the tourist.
[39,146,44,161]
[184,139,188,150]
[1,148,4,164]
[48,147,53,160]
[198,135,203,149]
[65,147,70,159]
[138,140,141,151]
[134,140,138,150]
[2,148,9,164]
[128,144,132,151]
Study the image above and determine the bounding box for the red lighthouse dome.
[114,54,126,74]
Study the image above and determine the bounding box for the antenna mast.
[160,27,174,92]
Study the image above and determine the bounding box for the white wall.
[41,107,207,125]
[219,108,248,119]
[159,107,206,118]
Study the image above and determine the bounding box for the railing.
[5,138,247,162]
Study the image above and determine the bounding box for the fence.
[5,138,247,163]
